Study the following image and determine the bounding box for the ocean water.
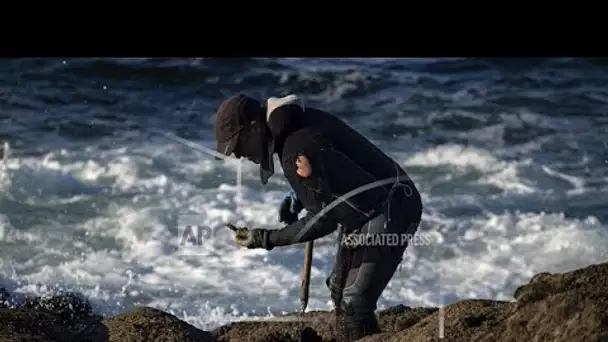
[1,57,607,330]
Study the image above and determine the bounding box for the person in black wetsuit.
[213,93,423,341]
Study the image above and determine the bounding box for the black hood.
[259,95,305,185]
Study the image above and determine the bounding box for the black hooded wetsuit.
[261,95,423,341]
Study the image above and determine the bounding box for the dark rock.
[211,311,336,342]
[0,307,107,342]
[376,305,438,332]
[211,305,438,342]
[1,261,608,341]
[19,291,94,322]
[300,326,322,342]
[102,306,215,342]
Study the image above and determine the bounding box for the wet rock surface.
[1,261,607,341]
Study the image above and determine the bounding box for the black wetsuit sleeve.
[267,211,338,247]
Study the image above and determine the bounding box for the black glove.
[279,189,303,224]
[225,224,273,250]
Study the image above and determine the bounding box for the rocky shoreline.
[1,261,607,342]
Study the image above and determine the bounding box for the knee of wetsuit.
[326,274,342,303]
[341,292,376,317]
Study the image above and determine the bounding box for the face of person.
[232,120,267,164]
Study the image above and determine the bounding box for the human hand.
[225,224,272,250]
[279,190,303,224]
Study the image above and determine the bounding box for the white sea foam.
[0,137,607,332]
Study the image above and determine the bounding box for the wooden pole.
[300,241,314,313]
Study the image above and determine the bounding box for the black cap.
[213,93,260,157]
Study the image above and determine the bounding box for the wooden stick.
[300,241,314,313]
